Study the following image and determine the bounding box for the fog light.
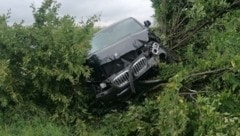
[100,83,107,89]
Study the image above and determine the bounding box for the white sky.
[0,0,154,26]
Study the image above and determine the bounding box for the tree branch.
[170,0,240,50]
[188,67,232,78]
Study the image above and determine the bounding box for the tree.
[151,0,240,49]
[0,1,97,134]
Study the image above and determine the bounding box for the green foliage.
[189,92,240,136]
[0,0,97,134]
[91,89,188,136]
[1,0,240,135]
[150,0,233,48]
[149,0,240,135]
[0,115,70,136]
[0,59,15,108]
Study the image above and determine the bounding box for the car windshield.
[89,18,144,54]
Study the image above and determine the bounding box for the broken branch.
[170,0,240,50]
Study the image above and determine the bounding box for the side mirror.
[144,20,151,28]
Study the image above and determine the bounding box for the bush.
[0,0,97,134]
[1,0,240,135]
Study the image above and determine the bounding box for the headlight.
[151,42,160,55]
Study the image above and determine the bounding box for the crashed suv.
[87,17,169,101]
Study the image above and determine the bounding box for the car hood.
[87,29,149,66]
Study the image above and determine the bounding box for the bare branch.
[170,0,240,50]
[188,67,232,78]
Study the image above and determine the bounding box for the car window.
[89,18,144,54]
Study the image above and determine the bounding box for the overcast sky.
[0,0,154,26]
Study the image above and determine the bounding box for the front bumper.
[96,53,161,101]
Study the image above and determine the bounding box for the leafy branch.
[170,0,240,50]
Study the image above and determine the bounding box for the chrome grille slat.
[112,70,129,87]
[111,57,148,87]
[132,57,147,77]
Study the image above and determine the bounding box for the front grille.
[132,57,148,77]
[111,56,147,87]
[112,70,129,87]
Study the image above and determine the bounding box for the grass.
[0,115,70,136]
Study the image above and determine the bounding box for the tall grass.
[0,116,70,136]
